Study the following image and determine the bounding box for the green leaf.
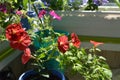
[73,63,82,71]
[14,0,17,3]
[68,56,77,61]
[37,53,46,59]
[103,68,112,78]
[65,51,72,55]
[96,48,101,52]
[99,56,106,60]
[115,0,120,8]
[88,54,92,60]
[80,48,87,54]
[77,51,81,58]
[23,0,28,9]
[92,67,100,74]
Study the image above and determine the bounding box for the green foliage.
[69,0,82,10]
[0,0,112,80]
[114,0,120,8]
[0,1,21,41]
[84,0,98,10]
[57,46,112,80]
[23,0,29,9]
[45,0,69,10]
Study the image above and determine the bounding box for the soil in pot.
[24,72,61,80]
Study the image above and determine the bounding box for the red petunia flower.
[90,40,103,47]
[6,23,31,50]
[6,23,23,41]
[22,48,31,64]
[57,35,69,53]
[10,31,31,50]
[38,10,46,18]
[71,33,81,48]
[49,10,61,21]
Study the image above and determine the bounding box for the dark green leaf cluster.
[84,0,98,10]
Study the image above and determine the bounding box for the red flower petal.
[6,23,31,50]
[90,40,103,47]
[71,33,81,48]
[5,23,23,41]
[22,48,31,64]
[58,35,69,53]
[10,31,31,50]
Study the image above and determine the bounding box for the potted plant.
[18,69,66,80]
[0,0,112,80]
[56,36,112,80]
[0,0,68,79]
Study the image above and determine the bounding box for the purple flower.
[82,0,109,6]
[0,3,7,13]
[41,0,50,7]
[69,0,75,3]
[82,0,88,5]
[49,10,61,21]
[93,0,109,6]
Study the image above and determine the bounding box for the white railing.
[53,11,120,51]
[54,11,120,38]
[0,41,21,70]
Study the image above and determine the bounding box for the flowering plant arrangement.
[0,0,112,80]
[57,38,112,80]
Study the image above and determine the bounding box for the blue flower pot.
[21,18,31,30]
[18,70,66,80]
[27,11,36,17]
[20,11,36,30]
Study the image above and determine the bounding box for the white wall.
[53,11,120,38]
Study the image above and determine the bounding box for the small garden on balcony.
[0,0,120,80]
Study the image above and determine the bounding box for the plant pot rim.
[18,69,66,80]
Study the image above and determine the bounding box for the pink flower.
[90,40,103,47]
[38,10,46,18]
[49,10,61,21]
[58,35,69,53]
[16,10,22,16]
[71,33,81,48]
[22,48,31,64]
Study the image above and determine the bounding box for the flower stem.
[31,55,44,70]
[32,4,43,28]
